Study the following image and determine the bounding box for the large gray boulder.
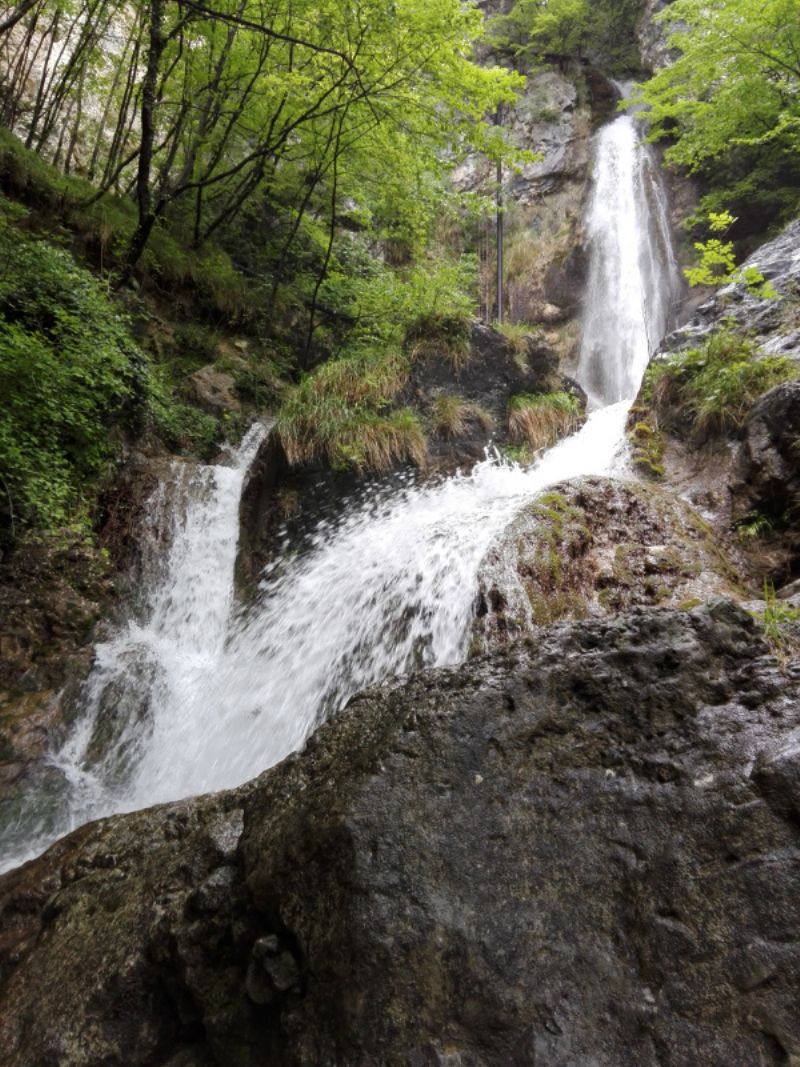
[1,601,799,1066]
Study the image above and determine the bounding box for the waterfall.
[577,110,681,406]
[0,106,682,874]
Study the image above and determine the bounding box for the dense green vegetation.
[2,0,800,551]
[490,0,644,73]
[0,200,221,545]
[638,0,800,238]
[0,209,143,539]
[641,329,797,441]
[0,0,526,546]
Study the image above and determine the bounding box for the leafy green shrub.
[0,225,148,541]
[319,252,477,358]
[402,257,478,321]
[508,391,582,452]
[643,329,797,440]
[684,212,778,297]
[275,346,426,471]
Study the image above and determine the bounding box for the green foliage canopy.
[490,0,643,72]
[0,0,524,270]
[638,0,800,230]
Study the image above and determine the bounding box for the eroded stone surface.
[1,602,798,1066]
[473,476,742,649]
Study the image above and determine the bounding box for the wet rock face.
[474,476,741,648]
[403,323,576,472]
[2,602,799,1066]
[632,218,800,585]
[664,218,800,357]
[733,380,800,568]
[637,0,676,72]
[0,534,116,693]
[0,534,119,811]
[189,364,241,416]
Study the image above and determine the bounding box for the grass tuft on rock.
[752,581,800,665]
[406,311,472,371]
[508,391,582,452]
[430,394,493,438]
[275,348,427,471]
[643,329,797,441]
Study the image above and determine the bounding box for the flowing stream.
[1,107,682,873]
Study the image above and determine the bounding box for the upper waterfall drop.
[0,102,682,875]
[577,108,682,408]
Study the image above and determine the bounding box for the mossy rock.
[474,476,745,650]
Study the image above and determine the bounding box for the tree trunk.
[118,0,165,284]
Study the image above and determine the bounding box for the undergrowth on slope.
[0,130,250,320]
[0,215,220,546]
[406,311,473,371]
[508,391,582,453]
[0,223,146,540]
[641,329,797,441]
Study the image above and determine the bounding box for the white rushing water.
[578,108,681,407]
[0,108,682,873]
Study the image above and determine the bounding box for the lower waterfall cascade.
[0,107,683,874]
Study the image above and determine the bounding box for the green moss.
[526,587,589,628]
[629,418,665,478]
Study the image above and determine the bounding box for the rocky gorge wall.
[2,5,800,1064]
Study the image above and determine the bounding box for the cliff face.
[1,601,798,1067]
[630,219,800,587]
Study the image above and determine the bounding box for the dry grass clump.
[431,393,494,438]
[406,310,472,371]
[493,319,533,354]
[276,348,427,472]
[332,409,428,471]
[508,391,582,452]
